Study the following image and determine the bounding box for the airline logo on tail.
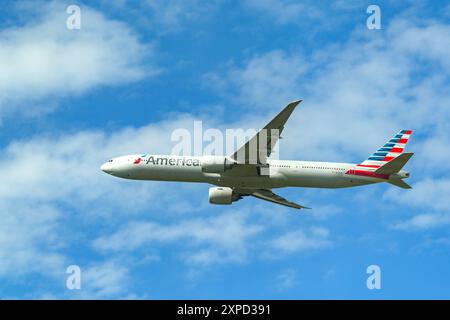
[358,129,412,169]
[346,130,413,180]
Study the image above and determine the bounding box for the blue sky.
[1,0,450,299]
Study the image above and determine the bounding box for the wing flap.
[250,189,310,209]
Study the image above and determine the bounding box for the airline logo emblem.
[133,154,147,164]
[366,129,412,162]
[348,129,413,178]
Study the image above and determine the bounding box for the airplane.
[100,100,413,209]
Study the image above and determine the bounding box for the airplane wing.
[234,188,310,209]
[230,100,302,165]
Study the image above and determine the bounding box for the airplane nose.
[100,162,113,174]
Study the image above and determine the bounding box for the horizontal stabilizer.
[375,152,414,174]
[388,179,412,189]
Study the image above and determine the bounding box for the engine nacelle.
[201,155,235,173]
[209,187,241,205]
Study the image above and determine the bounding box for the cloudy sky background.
[1,0,450,299]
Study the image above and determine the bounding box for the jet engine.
[208,187,241,205]
[201,155,235,173]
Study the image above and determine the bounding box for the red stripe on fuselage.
[346,169,389,180]
[356,164,381,168]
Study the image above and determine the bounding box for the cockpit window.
[108,159,113,162]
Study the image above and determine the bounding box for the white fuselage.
[101,154,386,189]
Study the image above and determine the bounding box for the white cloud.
[390,19,450,70]
[243,0,349,26]
[103,0,222,34]
[391,213,450,231]
[0,114,204,279]
[93,210,265,266]
[204,50,308,111]
[270,227,331,254]
[0,203,65,278]
[276,268,298,290]
[0,1,155,118]
[384,178,450,213]
[77,261,131,299]
[144,0,221,33]
[92,207,333,273]
[386,178,450,231]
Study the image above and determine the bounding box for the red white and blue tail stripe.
[358,129,413,170]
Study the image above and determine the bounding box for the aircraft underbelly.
[285,172,380,188]
[213,176,285,189]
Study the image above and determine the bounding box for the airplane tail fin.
[357,130,413,171]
